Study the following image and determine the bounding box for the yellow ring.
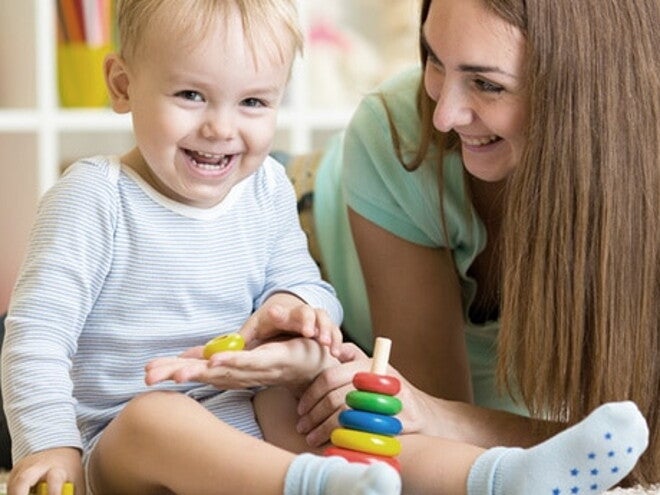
[331,428,401,457]
[203,333,245,358]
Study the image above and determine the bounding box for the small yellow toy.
[202,333,245,359]
[33,481,74,495]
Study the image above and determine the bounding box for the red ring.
[353,372,401,395]
[324,446,401,471]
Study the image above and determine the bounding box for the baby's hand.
[238,293,343,357]
[205,337,340,395]
[7,447,83,495]
[147,338,343,393]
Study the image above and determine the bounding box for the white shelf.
[0,2,366,192]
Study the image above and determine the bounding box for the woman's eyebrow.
[458,63,518,79]
[420,30,518,79]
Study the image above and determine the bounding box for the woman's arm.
[348,208,472,402]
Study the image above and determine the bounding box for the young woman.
[303,0,659,487]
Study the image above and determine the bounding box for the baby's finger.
[8,465,47,495]
[312,309,332,345]
[179,345,205,358]
[207,350,252,369]
[170,361,210,383]
[44,467,72,495]
[312,310,343,354]
[265,304,316,338]
[144,356,183,371]
[144,359,199,385]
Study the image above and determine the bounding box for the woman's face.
[423,0,527,182]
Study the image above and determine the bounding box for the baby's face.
[122,10,295,208]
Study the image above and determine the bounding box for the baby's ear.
[104,54,131,113]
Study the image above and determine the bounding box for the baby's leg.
[254,386,323,454]
[88,390,292,495]
[88,390,401,495]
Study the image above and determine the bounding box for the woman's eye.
[242,97,266,108]
[425,53,443,71]
[176,90,205,102]
[475,79,504,93]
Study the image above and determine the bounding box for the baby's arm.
[146,335,348,393]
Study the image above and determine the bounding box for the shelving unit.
[0,0,419,312]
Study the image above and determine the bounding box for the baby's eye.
[176,90,205,102]
[242,97,266,108]
[474,79,504,93]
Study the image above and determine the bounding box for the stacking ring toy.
[353,372,401,395]
[346,390,402,416]
[324,337,403,470]
[339,409,402,436]
[203,333,245,358]
[331,428,402,457]
[324,446,401,471]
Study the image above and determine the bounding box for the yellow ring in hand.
[203,333,245,359]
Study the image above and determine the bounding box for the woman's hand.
[7,447,84,495]
[295,345,435,447]
[145,338,354,396]
[238,293,344,357]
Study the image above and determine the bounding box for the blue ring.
[339,409,402,436]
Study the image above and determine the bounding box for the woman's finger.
[296,359,367,415]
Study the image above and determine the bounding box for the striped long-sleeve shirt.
[1,155,342,462]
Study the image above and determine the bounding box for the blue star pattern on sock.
[552,429,642,494]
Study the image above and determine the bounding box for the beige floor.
[0,471,657,494]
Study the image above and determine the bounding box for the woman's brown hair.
[402,0,659,484]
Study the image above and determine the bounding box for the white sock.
[467,401,649,495]
[284,453,401,495]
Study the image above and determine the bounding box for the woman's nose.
[432,84,473,133]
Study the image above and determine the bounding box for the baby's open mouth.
[185,149,232,170]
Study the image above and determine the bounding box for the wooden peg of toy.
[203,333,245,359]
[371,337,392,375]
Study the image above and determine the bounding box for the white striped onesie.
[1,155,342,464]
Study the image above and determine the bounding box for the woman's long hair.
[406,0,659,483]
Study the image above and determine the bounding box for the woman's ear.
[104,54,131,113]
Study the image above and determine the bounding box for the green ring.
[346,390,402,415]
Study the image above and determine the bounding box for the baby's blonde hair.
[116,0,303,66]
